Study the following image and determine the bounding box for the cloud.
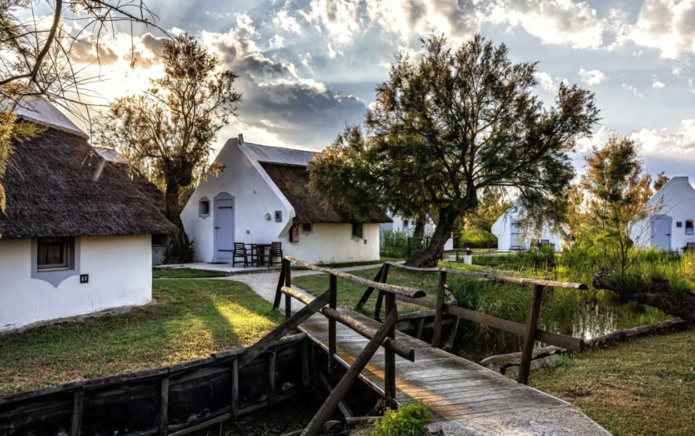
[273,3,303,34]
[578,68,607,86]
[653,79,666,89]
[269,34,285,49]
[533,71,566,92]
[631,119,695,158]
[621,83,645,99]
[488,0,607,50]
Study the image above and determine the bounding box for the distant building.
[181,135,391,265]
[629,176,695,252]
[491,203,565,252]
[0,99,173,332]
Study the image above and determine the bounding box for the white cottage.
[182,135,391,265]
[0,100,174,332]
[629,176,695,252]
[491,204,565,252]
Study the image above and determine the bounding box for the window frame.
[352,223,364,239]
[36,237,75,271]
[199,197,211,219]
[302,223,313,233]
[686,220,694,236]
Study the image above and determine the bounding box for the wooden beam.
[355,264,384,310]
[373,263,390,321]
[518,285,544,385]
[272,260,287,310]
[231,358,239,419]
[159,377,169,436]
[70,391,83,436]
[432,270,447,348]
[301,309,398,436]
[329,275,337,374]
[319,373,353,419]
[384,293,397,409]
[285,256,425,298]
[268,352,277,405]
[238,290,330,369]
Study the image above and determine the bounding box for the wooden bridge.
[267,257,610,436]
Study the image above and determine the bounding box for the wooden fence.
[356,261,589,384]
[0,334,308,436]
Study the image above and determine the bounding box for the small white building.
[491,204,565,252]
[380,213,436,236]
[629,176,695,252]
[181,135,391,265]
[0,100,174,332]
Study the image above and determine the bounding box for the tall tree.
[309,35,599,267]
[568,134,668,273]
[94,33,240,261]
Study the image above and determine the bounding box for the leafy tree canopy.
[310,35,600,266]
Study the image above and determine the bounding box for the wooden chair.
[232,243,248,267]
[268,242,283,267]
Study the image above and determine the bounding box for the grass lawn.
[531,329,695,436]
[153,268,228,278]
[0,279,283,395]
[292,266,440,317]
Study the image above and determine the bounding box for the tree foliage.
[309,35,599,266]
[0,0,159,215]
[567,134,668,273]
[93,33,240,261]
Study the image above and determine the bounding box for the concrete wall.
[0,235,152,332]
[181,139,291,262]
[491,211,564,252]
[285,223,380,264]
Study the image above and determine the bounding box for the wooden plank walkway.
[299,308,610,435]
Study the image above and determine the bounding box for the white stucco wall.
[491,210,564,252]
[286,223,380,264]
[380,213,436,236]
[0,235,152,332]
[630,176,695,251]
[181,139,291,262]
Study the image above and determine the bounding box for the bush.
[370,402,433,436]
[380,229,409,258]
[458,228,497,249]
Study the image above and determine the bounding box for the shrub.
[380,229,409,258]
[458,228,497,249]
[370,402,433,436]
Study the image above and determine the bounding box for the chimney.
[238,133,244,145]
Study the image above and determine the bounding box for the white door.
[215,198,235,260]
[651,215,672,251]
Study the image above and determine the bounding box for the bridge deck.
[299,308,610,435]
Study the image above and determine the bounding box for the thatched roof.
[0,126,175,240]
[260,162,391,224]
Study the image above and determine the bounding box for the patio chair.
[232,243,248,267]
[268,242,283,267]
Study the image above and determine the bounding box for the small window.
[275,210,282,222]
[686,220,694,236]
[677,222,683,228]
[302,223,313,233]
[37,237,74,270]
[352,223,363,239]
[402,219,409,229]
[199,197,210,218]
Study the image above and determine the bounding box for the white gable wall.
[630,176,695,251]
[0,235,152,332]
[286,223,380,264]
[492,209,564,252]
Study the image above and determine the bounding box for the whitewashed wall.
[380,213,436,236]
[491,211,564,252]
[181,139,291,262]
[0,235,152,332]
[286,224,380,264]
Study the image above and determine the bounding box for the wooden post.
[432,270,447,348]
[268,352,276,405]
[284,259,292,319]
[231,358,239,418]
[272,259,287,310]
[328,275,337,374]
[160,377,170,435]
[372,263,390,321]
[301,309,398,436]
[355,264,384,310]
[302,340,311,391]
[415,318,425,340]
[70,390,84,436]
[519,284,544,385]
[285,291,292,319]
[384,292,397,409]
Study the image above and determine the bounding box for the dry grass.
[531,329,695,436]
[0,279,283,395]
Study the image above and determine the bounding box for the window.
[198,197,210,218]
[402,219,409,229]
[275,210,282,222]
[686,220,694,236]
[677,221,683,228]
[37,237,74,270]
[302,223,313,233]
[352,223,363,239]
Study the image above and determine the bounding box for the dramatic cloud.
[631,119,695,158]
[273,3,302,35]
[578,68,607,86]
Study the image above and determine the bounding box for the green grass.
[531,329,695,436]
[0,279,283,395]
[152,268,228,278]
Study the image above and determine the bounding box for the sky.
[42,0,695,178]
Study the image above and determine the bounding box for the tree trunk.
[593,269,695,325]
[405,208,457,268]
[164,183,193,263]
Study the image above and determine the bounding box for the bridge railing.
[268,256,418,436]
[357,261,589,385]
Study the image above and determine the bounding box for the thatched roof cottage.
[0,99,173,332]
[181,135,391,265]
